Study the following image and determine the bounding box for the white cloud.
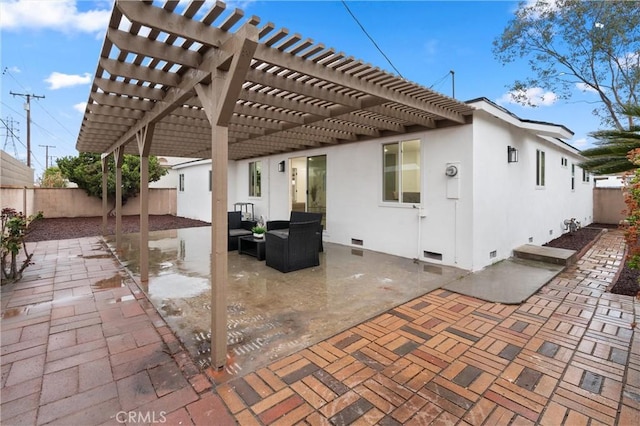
[520,0,561,18]
[73,102,87,113]
[45,72,91,90]
[572,138,589,149]
[497,87,558,107]
[621,51,640,70]
[575,82,599,94]
[0,0,110,34]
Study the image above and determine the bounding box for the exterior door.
[307,155,326,226]
[289,155,326,226]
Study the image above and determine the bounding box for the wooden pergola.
[76,0,475,368]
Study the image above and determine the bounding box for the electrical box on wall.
[446,162,460,199]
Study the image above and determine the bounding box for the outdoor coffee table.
[238,236,266,260]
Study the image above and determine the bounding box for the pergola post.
[195,79,229,370]
[210,122,228,369]
[194,36,257,369]
[114,147,124,250]
[101,154,109,236]
[137,124,154,283]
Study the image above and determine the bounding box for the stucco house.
[73,0,594,366]
[175,97,592,272]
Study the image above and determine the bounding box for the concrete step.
[513,244,577,266]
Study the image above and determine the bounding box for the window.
[383,139,421,203]
[571,164,575,190]
[536,149,545,187]
[582,168,590,183]
[179,173,184,192]
[249,161,261,197]
[208,170,212,192]
[561,157,568,167]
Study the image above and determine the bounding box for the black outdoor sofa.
[265,220,321,273]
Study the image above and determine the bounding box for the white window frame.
[382,139,421,204]
[536,149,545,187]
[249,161,261,197]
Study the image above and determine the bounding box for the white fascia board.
[172,158,212,170]
[468,98,573,140]
[538,135,585,159]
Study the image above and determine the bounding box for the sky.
[0,0,609,179]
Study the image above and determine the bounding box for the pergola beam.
[253,44,466,124]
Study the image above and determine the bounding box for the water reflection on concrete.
[107,227,466,383]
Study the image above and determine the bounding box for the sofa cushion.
[267,229,289,239]
[229,229,252,237]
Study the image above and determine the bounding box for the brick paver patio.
[1,230,638,425]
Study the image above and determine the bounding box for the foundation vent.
[351,249,364,257]
[424,251,443,261]
[351,238,363,246]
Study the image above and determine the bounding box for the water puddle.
[83,253,113,259]
[2,306,30,319]
[92,275,124,290]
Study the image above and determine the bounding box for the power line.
[4,67,76,148]
[32,97,77,139]
[2,117,20,158]
[340,1,404,78]
[0,117,45,171]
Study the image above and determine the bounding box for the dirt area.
[25,215,209,242]
[542,226,604,251]
[543,224,639,296]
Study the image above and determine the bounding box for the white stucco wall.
[229,128,477,269]
[470,110,593,270]
[176,106,593,272]
[176,160,212,220]
[175,159,240,221]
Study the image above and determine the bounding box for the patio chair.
[266,211,324,252]
[265,221,320,272]
[228,211,255,251]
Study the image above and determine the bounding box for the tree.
[580,104,640,174]
[620,148,640,271]
[38,166,67,188]
[493,0,640,130]
[57,152,168,208]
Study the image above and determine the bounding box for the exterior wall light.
[278,160,285,172]
[507,146,518,163]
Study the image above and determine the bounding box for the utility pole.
[10,91,45,167]
[450,70,455,99]
[39,144,56,169]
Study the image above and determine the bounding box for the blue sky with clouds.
[1,0,605,178]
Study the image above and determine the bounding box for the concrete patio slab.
[442,257,565,304]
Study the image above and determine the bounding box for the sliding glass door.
[290,155,326,225]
